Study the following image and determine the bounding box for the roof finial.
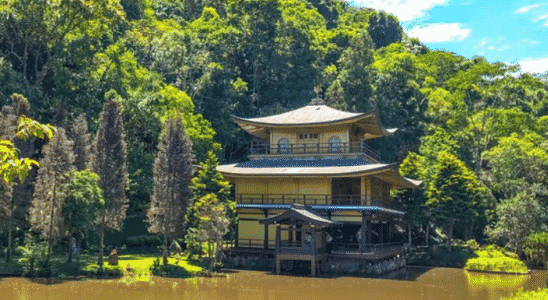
[310,87,325,105]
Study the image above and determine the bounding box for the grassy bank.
[0,253,205,279]
[503,289,548,300]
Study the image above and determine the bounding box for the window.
[329,136,342,153]
[298,133,318,140]
[278,138,290,154]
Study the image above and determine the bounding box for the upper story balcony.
[249,141,380,162]
[235,193,402,212]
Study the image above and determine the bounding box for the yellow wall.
[269,125,350,148]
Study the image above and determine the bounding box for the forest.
[1,0,548,268]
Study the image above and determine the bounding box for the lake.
[1,267,546,300]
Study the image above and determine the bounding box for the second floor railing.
[236,194,402,211]
[250,142,380,161]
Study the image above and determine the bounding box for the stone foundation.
[327,256,406,275]
[224,253,274,270]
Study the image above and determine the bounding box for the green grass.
[503,289,548,300]
[464,247,529,274]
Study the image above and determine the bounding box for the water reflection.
[1,268,546,300]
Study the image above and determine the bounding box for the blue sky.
[348,0,548,74]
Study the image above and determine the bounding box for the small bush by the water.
[503,288,548,300]
[464,246,528,274]
[407,243,476,268]
[81,264,123,276]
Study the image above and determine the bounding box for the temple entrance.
[332,178,360,205]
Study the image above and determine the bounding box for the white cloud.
[407,23,471,42]
[521,38,541,44]
[519,57,548,74]
[348,0,449,21]
[515,3,547,14]
[532,13,548,22]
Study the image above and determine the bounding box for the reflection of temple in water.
[218,99,421,276]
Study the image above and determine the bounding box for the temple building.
[218,100,421,276]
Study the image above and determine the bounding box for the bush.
[81,263,123,276]
[503,288,548,300]
[124,235,162,248]
[464,247,528,274]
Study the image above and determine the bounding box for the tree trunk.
[448,223,454,252]
[6,218,12,262]
[425,223,429,247]
[98,227,105,268]
[208,241,213,272]
[408,224,412,247]
[163,234,169,266]
[67,231,73,263]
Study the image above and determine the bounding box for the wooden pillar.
[276,224,281,274]
[264,209,269,249]
[327,210,332,220]
[360,213,367,252]
[366,177,371,205]
[235,212,239,248]
[388,221,393,243]
[311,258,316,277]
[380,222,386,244]
[360,176,366,205]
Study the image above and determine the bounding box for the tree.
[398,152,427,246]
[0,94,54,262]
[90,93,129,268]
[525,232,548,268]
[70,114,91,171]
[30,128,74,261]
[188,151,234,240]
[487,192,547,255]
[185,193,229,273]
[62,170,104,263]
[426,151,486,251]
[147,111,194,265]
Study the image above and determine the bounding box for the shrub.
[465,246,528,274]
[81,263,123,276]
[503,288,548,300]
[124,235,162,248]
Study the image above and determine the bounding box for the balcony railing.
[250,142,380,161]
[236,194,402,211]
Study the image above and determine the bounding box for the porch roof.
[259,204,340,227]
[217,159,421,189]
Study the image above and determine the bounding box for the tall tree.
[70,114,91,171]
[426,151,486,251]
[147,111,194,265]
[0,94,53,262]
[30,128,74,260]
[90,93,129,267]
[188,151,234,240]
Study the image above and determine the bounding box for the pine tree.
[187,151,234,241]
[0,94,32,262]
[30,128,74,260]
[71,114,91,171]
[90,94,129,267]
[426,151,485,251]
[147,111,194,265]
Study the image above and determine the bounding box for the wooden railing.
[234,239,276,248]
[250,142,380,161]
[236,194,402,211]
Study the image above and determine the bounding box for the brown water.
[1,268,546,300]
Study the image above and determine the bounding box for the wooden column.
[388,221,393,243]
[360,176,366,205]
[327,210,332,220]
[276,224,281,274]
[264,209,269,249]
[360,213,367,252]
[235,211,239,248]
[380,222,386,244]
[366,177,371,205]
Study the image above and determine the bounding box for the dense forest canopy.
[0,0,547,248]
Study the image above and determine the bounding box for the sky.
[347,0,548,74]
